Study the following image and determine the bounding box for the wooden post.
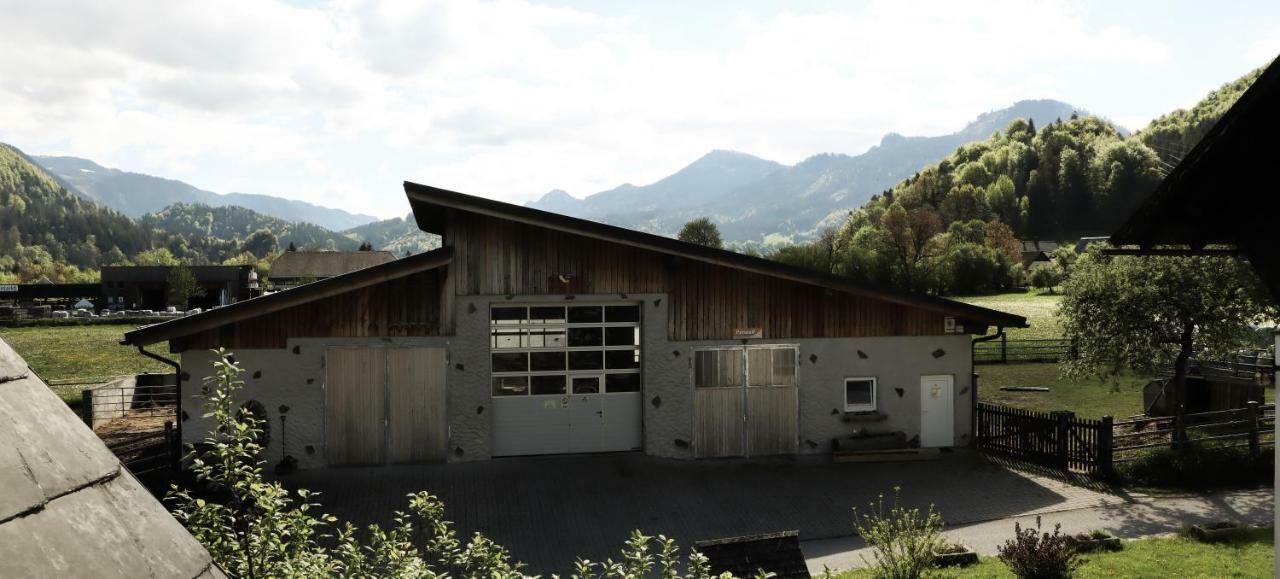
[1098,415,1114,478]
[1171,413,1184,450]
[1247,401,1260,458]
[1001,333,1008,364]
[1055,411,1073,470]
[81,390,93,427]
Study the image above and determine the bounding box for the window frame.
[692,344,799,389]
[844,376,878,413]
[489,303,642,397]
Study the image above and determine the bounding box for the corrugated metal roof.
[0,338,225,579]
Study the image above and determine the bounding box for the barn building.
[268,250,397,289]
[123,183,1025,469]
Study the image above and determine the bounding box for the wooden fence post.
[81,390,93,427]
[1055,411,1073,469]
[1098,415,1114,477]
[1001,333,1008,364]
[1171,413,1185,450]
[1247,401,1260,458]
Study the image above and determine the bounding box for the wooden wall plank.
[324,348,386,466]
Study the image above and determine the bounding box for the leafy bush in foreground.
[997,516,1079,579]
[168,349,740,578]
[851,487,943,579]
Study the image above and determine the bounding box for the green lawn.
[0,324,175,407]
[832,527,1275,578]
[976,363,1154,419]
[977,363,1275,420]
[956,292,1063,340]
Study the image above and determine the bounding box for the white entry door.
[919,375,955,448]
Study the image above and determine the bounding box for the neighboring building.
[0,338,224,578]
[124,183,1025,469]
[1073,236,1110,254]
[1019,240,1059,267]
[102,265,257,310]
[268,250,396,288]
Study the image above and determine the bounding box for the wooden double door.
[692,346,799,458]
[324,347,447,466]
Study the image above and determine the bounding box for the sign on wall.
[733,327,763,339]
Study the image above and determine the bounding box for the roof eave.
[123,247,454,347]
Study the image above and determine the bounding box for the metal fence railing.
[974,338,1070,364]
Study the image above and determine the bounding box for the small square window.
[845,377,877,412]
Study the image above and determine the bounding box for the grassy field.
[977,363,1154,419]
[978,363,1274,419]
[833,527,1275,578]
[0,324,175,407]
[956,292,1063,340]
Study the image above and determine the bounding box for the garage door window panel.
[490,303,643,398]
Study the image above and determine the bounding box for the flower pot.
[1189,522,1245,543]
[932,546,978,567]
[1069,534,1122,553]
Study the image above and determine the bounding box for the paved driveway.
[279,450,1119,574]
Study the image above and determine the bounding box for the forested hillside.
[340,215,440,256]
[141,203,361,252]
[766,65,1263,296]
[0,144,238,282]
[1137,67,1265,166]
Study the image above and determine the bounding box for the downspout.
[971,327,1005,442]
[134,343,182,469]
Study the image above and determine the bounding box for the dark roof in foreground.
[405,181,1027,329]
[1110,54,1280,300]
[694,530,810,578]
[0,338,225,578]
[124,247,454,347]
[269,250,396,279]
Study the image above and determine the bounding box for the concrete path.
[803,488,1275,575]
[278,449,1123,574]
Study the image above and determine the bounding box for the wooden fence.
[973,338,1070,364]
[975,403,1112,475]
[1112,402,1275,463]
[976,401,1275,477]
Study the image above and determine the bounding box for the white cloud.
[0,0,1209,219]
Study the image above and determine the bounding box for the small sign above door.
[733,327,763,339]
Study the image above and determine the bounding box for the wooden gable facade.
[174,268,444,351]
[442,210,967,341]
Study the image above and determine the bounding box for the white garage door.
[489,304,643,456]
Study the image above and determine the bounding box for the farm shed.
[103,264,258,311]
[124,183,1025,469]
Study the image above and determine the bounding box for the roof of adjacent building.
[0,338,225,578]
[123,247,454,346]
[269,250,396,280]
[1020,240,1059,253]
[405,181,1027,329]
[693,530,810,578]
[1110,54,1280,300]
[101,265,253,283]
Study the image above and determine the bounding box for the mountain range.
[34,155,378,231]
[528,99,1087,244]
[13,98,1090,265]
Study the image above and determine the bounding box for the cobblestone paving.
[279,450,1120,574]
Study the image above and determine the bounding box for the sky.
[1,0,1277,220]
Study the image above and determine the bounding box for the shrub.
[168,349,739,578]
[997,516,1080,579]
[1117,443,1273,490]
[852,487,943,579]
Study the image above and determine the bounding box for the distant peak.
[879,132,907,147]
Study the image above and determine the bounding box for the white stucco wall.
[179,292,978,468]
